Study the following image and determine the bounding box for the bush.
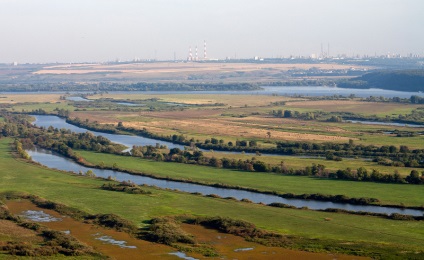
[145,217,195,245]
[88,214,138,233]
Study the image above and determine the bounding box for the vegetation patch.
[143,217,195,245]
[142,216,220,256]
[0,201,100,258]
[188,216,424,259]
[101,181,152,195]
[87,214,139,234]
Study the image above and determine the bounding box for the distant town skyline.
[0,0,423,63]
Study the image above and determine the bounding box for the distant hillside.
[337,70,424,92]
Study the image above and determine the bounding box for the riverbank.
[27,146,424,213]
[0,138,423,258]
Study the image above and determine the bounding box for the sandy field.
[33,62,368,75]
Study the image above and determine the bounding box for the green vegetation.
[0,139,423,258]
[0,82,262,92]
[0,135,424,259]
[338,69,424,92]
[1,88,424,258]
[101,182,152,195]
[0,201,100,258]
[77,150,424,206]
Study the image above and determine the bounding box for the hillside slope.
[338,70,424,92]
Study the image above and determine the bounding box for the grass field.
[68,94,423,149]
[11,102,74,113]
[90,93,296,107]
[0,138,423,252]
[201,151,422,176]
[76,150,424,207]
[284,100,422,117]
[4,92,421,149]
[0,94,63,104]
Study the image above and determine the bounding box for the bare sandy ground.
[33,62,367,75]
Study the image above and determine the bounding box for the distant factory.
[187,41,207,61]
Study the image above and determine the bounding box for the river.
[27,148,424,216]
[33,115,187,152]
[66,96,145,106]
[345,120,423,128]
[32,115,306,157]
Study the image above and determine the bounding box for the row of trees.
[0,82,262,92]
[271,108,424,125]
[2,112,423,184]
[129,145,424,185]
[65,115,424,168]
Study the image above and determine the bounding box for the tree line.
[1,112,423,184]
[65,115,424,168]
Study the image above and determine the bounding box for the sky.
[0,0,423,63]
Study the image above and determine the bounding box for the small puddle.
[234,247,254,252]
[19,210,62,222]
[6,200,180,259]
[93,232,137,249]
[180,223,370,260]
[169,252,199,260]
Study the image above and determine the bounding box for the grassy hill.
[338,70,424,92]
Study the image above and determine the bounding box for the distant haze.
[0,0,423,63]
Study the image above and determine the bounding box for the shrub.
[145,217,195,245]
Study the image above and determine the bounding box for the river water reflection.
[33,115,186,152]
[32,115,296,157]
[27,148,424,216]
[345,120,423,128]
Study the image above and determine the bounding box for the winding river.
[27,148,424,216]
[29,115,424,216]
[33,115,187,152]
[32,115,304,157]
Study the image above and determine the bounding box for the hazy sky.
[0,0,423,63]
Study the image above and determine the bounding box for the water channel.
[30,115,424,216]
[32,115,296,157]
[66,96,145,106]
[33,115,187,152]
[27,147,424,216]
[345,120,424,128]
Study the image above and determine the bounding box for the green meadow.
[0,138,423,252]
[77,150,424,207]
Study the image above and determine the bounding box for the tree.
[266,131,271,139]
[169,148,181,155]
[253,161,268,172]
[85,170,96,177]
[155,153,164,161]
[283,110,293,118]
[406,170,422,184]
[249,140,257,147]
[276,109,283,117]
